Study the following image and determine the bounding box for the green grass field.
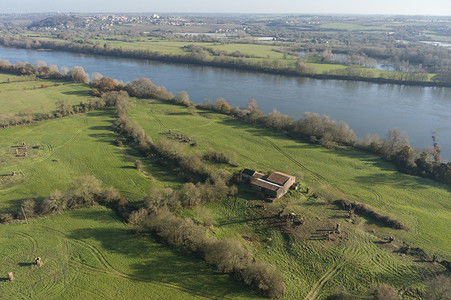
[0,206,256,299]
[127,98,449,297]
[19,33,438,81]
[0,78,449,299]
[128,99,451,258]
[0,75,91,115]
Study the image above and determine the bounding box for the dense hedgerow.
[334,199,405,229]
[130,208,286,298]
[7,176,129,222]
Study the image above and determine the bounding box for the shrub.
[39,190,66,214]
[334,199,404,229]
[175,91,190,106]
[204,239,252,273]
[100,186,122,203]
[128,208,149,233]
[141,208,286,298]
[215,98,231,114]
[134,159,144,171]
[203,149,232,164]
[242,261,286,298]
[64,176,103,208]
[367,284,399,300]
[67,66,89,84]
[18,199,36,219]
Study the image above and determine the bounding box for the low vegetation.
[0,72,449,299]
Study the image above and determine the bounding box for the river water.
[1,45,450,160]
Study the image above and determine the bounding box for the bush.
[100,186,122,203]
[242,261,286,298]
[175,91,190,106]
[64,176,103,208]
[203,149,232,164]
[18,199,36,219]
[215,98,231,114]
[128,208,149,233]
[134,159,144,171]
[39,190,66,214]
[367,284,399,300]
[334,199,404,229]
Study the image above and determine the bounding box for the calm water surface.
[1,46,450,160]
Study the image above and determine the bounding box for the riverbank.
[1,45,450,160]
[1,36,449,88]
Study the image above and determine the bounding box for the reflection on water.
[1,45,450,160]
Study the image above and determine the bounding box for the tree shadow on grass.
[67,226,259,299]
[0,196,45,216]
[61,90,92,97]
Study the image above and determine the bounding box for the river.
[1,45,450,160]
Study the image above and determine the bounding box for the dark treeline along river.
[1,45,451,160]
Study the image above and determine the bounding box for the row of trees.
[108,91,286,298]
[0,176,128,223]
[1,59,449,185]
[95,72,449,185]
[1,35,449,86]
[129,208,286,298]
[0,59,90,83]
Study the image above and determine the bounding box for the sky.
[1,0,450,15]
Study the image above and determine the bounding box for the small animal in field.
[35,257,43,267]
[7,272,14,282]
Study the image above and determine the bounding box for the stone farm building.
[241,169,295,199]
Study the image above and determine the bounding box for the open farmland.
[129,99,451,258]
[0,74,92,115]
[0,206,256,299]
[0,76,449,299]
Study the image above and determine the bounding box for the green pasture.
[0,206,256,299]
[0,78,448,299]
[129,99,451,258]
[0,76,91,115]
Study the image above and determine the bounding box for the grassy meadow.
[0,74,92,115]
[128,99,451,258]
[127,98,449,297]
[0,76,449,299]
[0,206,256,299]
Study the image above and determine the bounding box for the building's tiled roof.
[267,172,294,185]
[251,178,282,192]
[253,172,265,179]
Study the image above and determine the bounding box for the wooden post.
[21,206,28,224]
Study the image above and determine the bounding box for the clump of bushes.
[144,178,237,211]
[131,208,286,298]
[10,176,128,221]
[202,149,233,165]
[334,199,405,229]
[125,78,173,101]
[367,284,399,300]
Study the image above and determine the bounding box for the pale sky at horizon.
[1,0,450,16]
